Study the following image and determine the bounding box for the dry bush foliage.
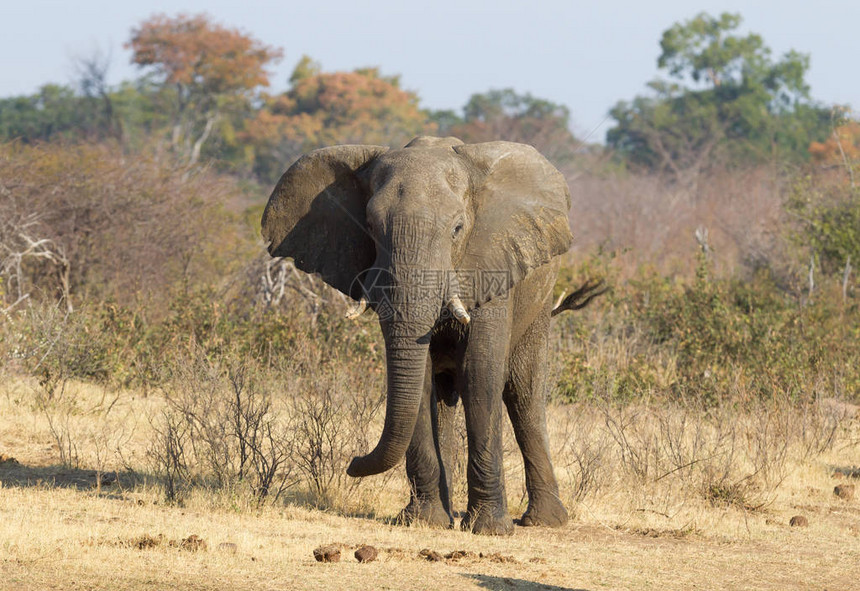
[567,166,787,277]
[547,398,851,513]
[0,141,243,311]
[146,339,393,512]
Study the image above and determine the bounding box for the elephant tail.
[551,279,608,317]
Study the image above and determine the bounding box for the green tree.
[608,12,832,178]
[788,175,860,280]
[0,55,165,148]
[0,84,110,143]
[436,89,579,166]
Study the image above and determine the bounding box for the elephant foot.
[461,504,514,536]
[398,496,453,529]
[520,495,569,528]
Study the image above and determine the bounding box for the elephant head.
[261,136,572,477]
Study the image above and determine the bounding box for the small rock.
[217,542,237,554]
[180,535,207,552]
[419,548,443,562]
[834,484,855,501]
[789,515,808,527]
[354,545,378,563]
[313,545,341,563]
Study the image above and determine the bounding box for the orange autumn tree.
[127,13,282,165]
[809,119,860,180]
[245,56,435,182]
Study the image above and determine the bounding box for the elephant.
[262,136,600,535]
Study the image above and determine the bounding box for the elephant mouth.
[348,267,471,326]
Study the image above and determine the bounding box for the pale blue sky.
[2,0,858,141]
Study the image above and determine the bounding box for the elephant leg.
[458,305,514,536]
[434,372,459,520]
[504,315,568,527]
[402,358,453,528]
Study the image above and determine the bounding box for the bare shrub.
[547,395,854,512]
[552,403,612,504]
[30,371,132,474]
[7,302,129,470]
[33,372,80,469]
[568,166,787,278]
[148,406,192,503]
[150,351,298,504]
[0,142,241,313]
[290,383,348,504]
[286,355,391,511]
[226,365,294,501]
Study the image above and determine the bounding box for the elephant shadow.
[463,573,589,591]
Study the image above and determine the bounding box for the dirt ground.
[1,458,858,591]
[1,379,858,590]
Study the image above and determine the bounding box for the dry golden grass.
[2,378,859,590]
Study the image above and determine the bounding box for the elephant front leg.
[458,303,514,535]
[402,358,453,528]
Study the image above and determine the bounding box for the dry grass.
[2,377,858,590]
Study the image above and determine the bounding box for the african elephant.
[262,136,590,535]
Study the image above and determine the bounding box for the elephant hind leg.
[504,317,569,528]
[402,364,455,529]
[433,371,458,519]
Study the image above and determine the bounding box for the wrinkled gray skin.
[262,136,572,535]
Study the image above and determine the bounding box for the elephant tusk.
[447,295,471,325]
[553,290,567,312]
[345,296,368,320]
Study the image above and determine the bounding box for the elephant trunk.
[346,329,431,477]
[348,226,449,478]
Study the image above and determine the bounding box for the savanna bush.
[553,250,860,405]
[0,141,245,313]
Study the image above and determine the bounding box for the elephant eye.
[452,222,464,239]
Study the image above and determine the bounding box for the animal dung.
[180,535,207,551]
[419,548,443,562]
[354,545,378,563]
[313,544,341,563]
[834,484,855,501]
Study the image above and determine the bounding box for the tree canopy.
[0,10,848,188]
[126,13,283,165]
[243,59,435,182]
[434,89,579,166]
[607,12,832,179]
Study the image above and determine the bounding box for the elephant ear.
[261,145,388,299]
[454,141,573,306]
